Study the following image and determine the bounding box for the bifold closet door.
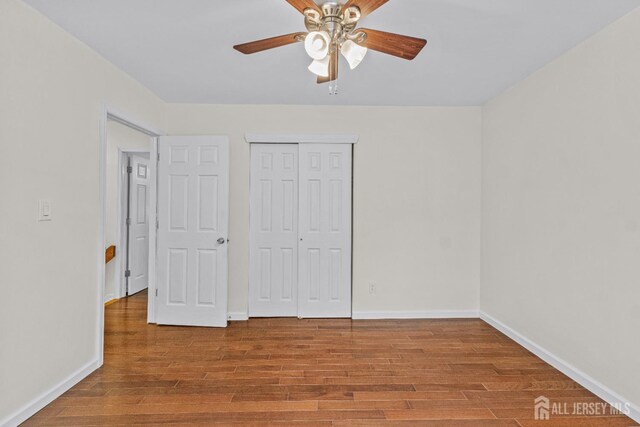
[249,144,299,317]
[298,144,352,318]
[249,143,352,318]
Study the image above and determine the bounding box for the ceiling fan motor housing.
[321,2,342,19]
[305,2,360,44]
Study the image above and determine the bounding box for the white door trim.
[147,138,159,324]
[245,133,359,144]
[99,104,163,366]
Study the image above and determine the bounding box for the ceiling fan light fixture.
[308,55,331,77]
[233,0,428,93]
[304,31,331,60]
[309,55,331,77]
[340,40,367,70]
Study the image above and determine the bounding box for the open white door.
[156,136,229,327]
[127,155,150,295]
[298,144,352,318]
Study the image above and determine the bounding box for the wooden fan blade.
[317,49,339,84]
[342,0,389,19]
[286,0,322,14]
[358,28,427,60]
[233,32,307,54]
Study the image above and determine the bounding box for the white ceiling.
[23,0,640,106]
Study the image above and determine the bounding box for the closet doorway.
[249,143,353,318]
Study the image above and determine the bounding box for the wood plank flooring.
[24,291,637,426]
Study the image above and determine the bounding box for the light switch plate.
[38,199,52,221]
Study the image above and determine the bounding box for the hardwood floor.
[25,291,637,426]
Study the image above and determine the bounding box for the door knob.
[217,238,225,244]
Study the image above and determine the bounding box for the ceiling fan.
[233,0,427,94]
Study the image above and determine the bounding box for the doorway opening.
[105,121,153,304]
[98,107,161,364]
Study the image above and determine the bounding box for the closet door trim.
[245,134,359,145]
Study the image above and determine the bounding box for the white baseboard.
[352,310,480,320]
[480,311,640,424]
[228,312,249,321]
[1,359,100,427]
[231,311,479,321]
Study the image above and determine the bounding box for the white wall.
[482,7,640,412]
[166,105,482,317]
[104,121,152,302]
[0,0,164,424]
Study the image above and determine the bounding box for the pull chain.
[329,78,338,95]
[329,45,339,95]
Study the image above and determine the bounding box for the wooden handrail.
[105,245,116,264]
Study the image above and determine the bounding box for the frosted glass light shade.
[304,31,331,60]
[308,55,331,77]
[340,40,368,70]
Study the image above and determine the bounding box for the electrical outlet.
[369,282,376,295]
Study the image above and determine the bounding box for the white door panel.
[128,155,150,295]
[249,144,299,317]
[157,136,229,327]
[298,144,352,318]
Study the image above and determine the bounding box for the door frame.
[116,149,151,299]
[245,133,358,319]
[99,105,163,365]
